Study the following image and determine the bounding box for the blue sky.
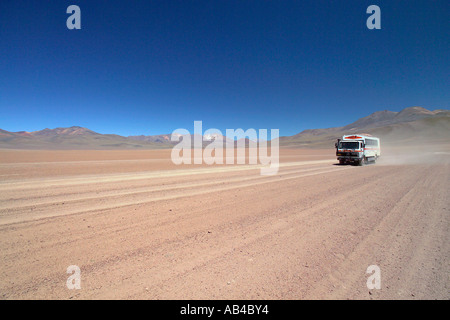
[0,0,449,136]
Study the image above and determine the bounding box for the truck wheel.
[358,158,364,166]
[339,159,344,165]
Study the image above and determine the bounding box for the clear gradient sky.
[0,0,449,136]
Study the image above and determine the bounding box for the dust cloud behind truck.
[335,135,381,166]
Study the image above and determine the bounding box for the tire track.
[0,163,334,209]
[0,160,334,191]
[0,163,350,225]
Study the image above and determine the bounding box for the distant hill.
[0,126,174,150]
[1,107,448,149]
[128,134,173,144]
[280,107,450,148]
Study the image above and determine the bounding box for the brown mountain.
[280,106,450,148]
[1,107,448,150]
[128,134,173,144]
[0,126,173,150]
[30,126,96,137]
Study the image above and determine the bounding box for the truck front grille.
[337,152,358,156]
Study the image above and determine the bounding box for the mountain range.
[0,107,448,149]
[0,126,173,150]
[280,106,450,148]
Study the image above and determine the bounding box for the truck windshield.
[339,142,360,149]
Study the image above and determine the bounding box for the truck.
[335,134,381,166]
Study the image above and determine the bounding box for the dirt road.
[0,149,448,299]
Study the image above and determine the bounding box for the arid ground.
[0,147,449,299]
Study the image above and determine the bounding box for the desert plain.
[0,146,449,299]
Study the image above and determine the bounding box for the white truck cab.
[335,134,381,166]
